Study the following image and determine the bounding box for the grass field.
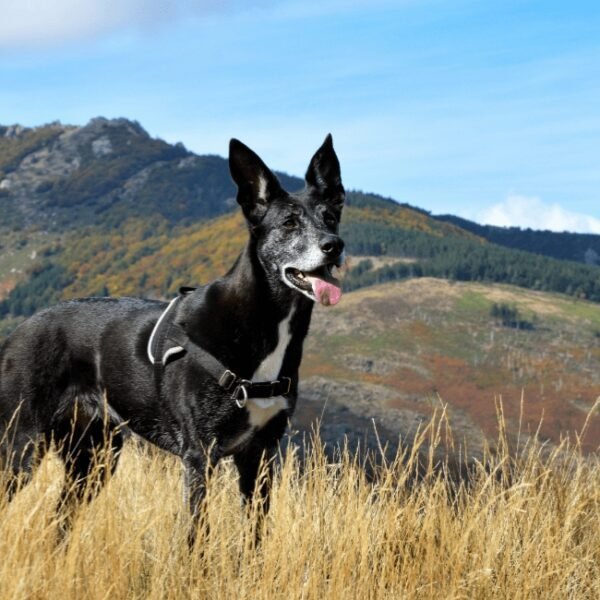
[1,407,598,600]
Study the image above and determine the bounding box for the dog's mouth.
[284,264,342,306]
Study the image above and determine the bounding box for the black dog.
[0,135,345,535]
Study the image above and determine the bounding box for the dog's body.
[0,136,345,527]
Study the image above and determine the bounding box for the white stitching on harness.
[147,296,181,364]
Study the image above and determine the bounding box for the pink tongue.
[312,278,342,306]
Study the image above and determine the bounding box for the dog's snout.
[319,235,344,258]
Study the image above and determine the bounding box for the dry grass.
[1,411,599,600]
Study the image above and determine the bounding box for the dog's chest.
[246,309,294,427]
[225,309,294,453]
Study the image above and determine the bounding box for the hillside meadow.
[1,408,598,599]
[300,278,600,457]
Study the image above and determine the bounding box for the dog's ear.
[229,139,283,223]
[305,134,344,207]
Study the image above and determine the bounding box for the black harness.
[147,288,292,408]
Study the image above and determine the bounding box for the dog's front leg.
[233,415,287,543]
[233,442,277,546]
[182,444,222,548]
[233,413,287,514]
[234,443,273,508]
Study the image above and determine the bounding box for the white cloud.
[476,195,600,234]
[0,0,390,49]
[0,0,234,49]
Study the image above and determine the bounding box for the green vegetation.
[454,291,491,315]
[490,302,535,330]
[0,124,63,175]
[343,222,600,302]
[437,214,600,265]
[0,125,65,228]
[0,263,73,318]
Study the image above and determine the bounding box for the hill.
[0,118,302,232]
[4,198,600,321]
[299,278,600,455]
[436,214,600,266]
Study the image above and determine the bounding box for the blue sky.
[1,0,599,232]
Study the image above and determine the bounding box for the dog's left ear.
[305,134,345,207]
[229,139,283,223]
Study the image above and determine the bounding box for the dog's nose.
[319,235,345,259]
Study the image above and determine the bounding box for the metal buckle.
[233,380,251,409]
[218,369,237,391]
[281,376,292,395]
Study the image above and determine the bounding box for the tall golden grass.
[1,406,598,600]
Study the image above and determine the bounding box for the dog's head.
[229,135,345,306]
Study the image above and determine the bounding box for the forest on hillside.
[342,219,600,301]
[436,214,600,266]
[2,202,600,318]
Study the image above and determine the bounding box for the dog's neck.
[225,238,298,315]
[178,238,314,380]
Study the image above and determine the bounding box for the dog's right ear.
[229,139,283,223]
[305,134,344,208]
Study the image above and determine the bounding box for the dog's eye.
[283,217,298,229]
[324,214,337,228]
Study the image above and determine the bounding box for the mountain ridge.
[2,117,600,318]
[0,117,305,232]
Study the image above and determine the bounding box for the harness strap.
[148,288,293,408]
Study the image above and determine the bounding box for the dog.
[0,135,345,537]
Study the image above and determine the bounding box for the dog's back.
[0,297,162,485]
[1,298,153,412]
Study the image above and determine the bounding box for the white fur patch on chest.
[223,307,295,454]
[246,306,294,429]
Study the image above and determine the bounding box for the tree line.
[342,223,600,301]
